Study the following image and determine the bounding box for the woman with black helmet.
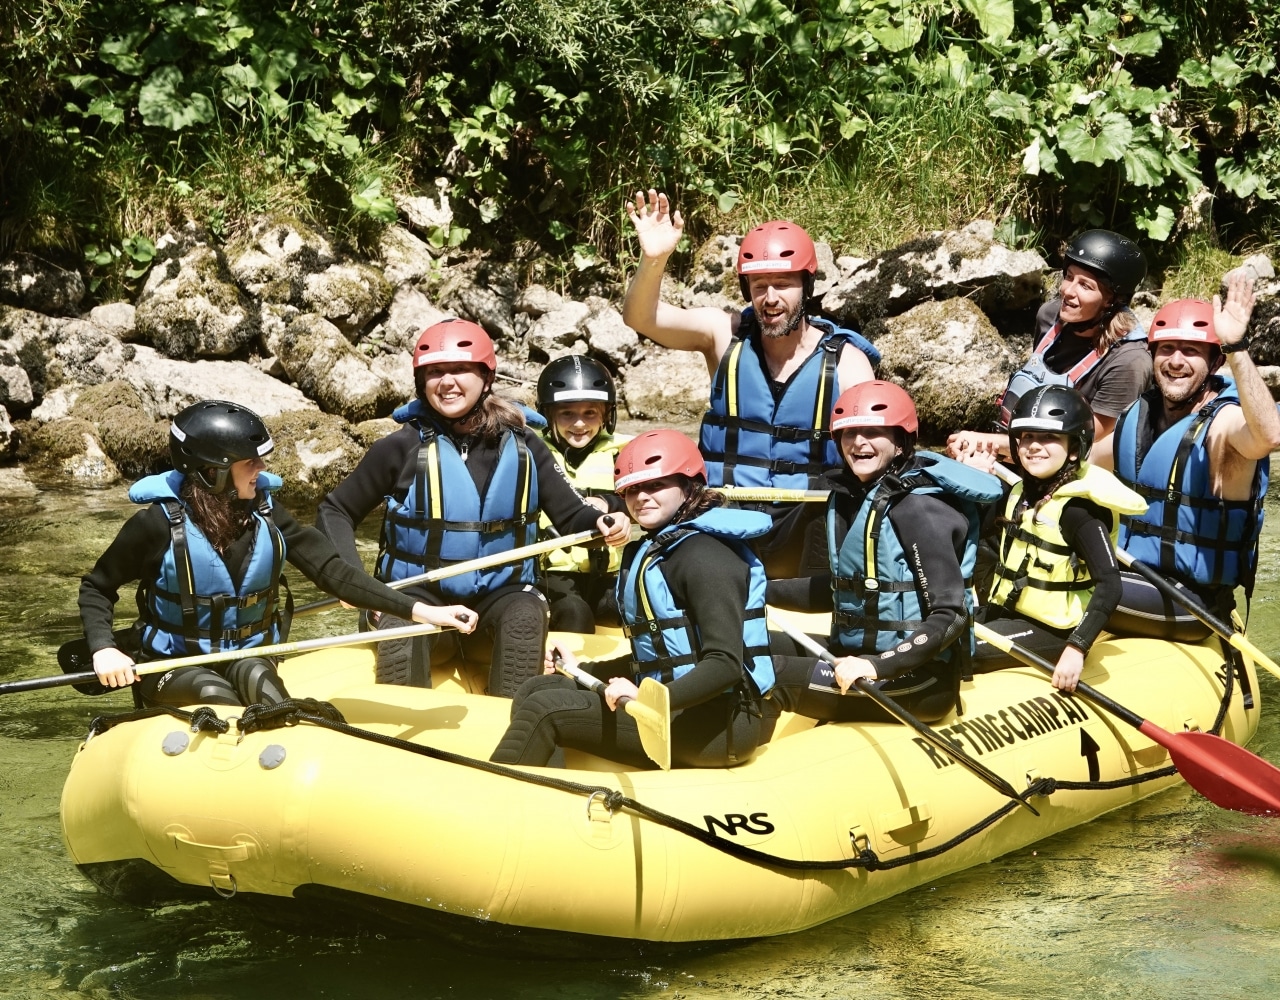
[965,385,1146,692]
[490,430,774,768]
[317,320,630,697]
[948,230,1150,461]
[765,381,1002,723]
[79,400,475,707]
[534,355,632,632]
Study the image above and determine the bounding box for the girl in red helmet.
[766,381,1001,723]
[317,320,630,697]
[490,429,775,769]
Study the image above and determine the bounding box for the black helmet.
[1063,230,1147,302]
[1008,385,1094,462]
[536,355,617,436]
[170,400,274,492]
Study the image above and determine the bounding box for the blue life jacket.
[998,314,1147,428]
[377,399,539,599]
[617,507,775,697]
[129,470,286,657]
[1114,375,1269,592]
[699,313,880,488]
[828,453,1001,659]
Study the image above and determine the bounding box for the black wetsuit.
[765,479,969,724]
[973,487,1121,670]
[79,498,421,707]
[317,423,606,696]
[490,532,763,768]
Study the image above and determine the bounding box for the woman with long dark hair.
[317,319,629,697]
[81,400,474,707]
[490,430,774,768]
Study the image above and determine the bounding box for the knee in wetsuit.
[487,587,550,698]
[371,611,434,687]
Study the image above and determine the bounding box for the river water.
[2,484,1280,999]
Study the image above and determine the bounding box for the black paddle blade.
[1140,723,1280,816]
[57,637,110,696]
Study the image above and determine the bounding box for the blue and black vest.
[828,453,1001,658]
[1114,376,1269,593]
[618,508,775,697]
[377,399,539,599]
[130,470,286,658]
[699,313,880,488]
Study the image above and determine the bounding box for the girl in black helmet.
[79,400,476,707]
[948,230,1150,462]
[967,386,1145,692]
[534,355,632,632]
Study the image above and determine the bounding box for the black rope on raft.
[79,659,1239,873]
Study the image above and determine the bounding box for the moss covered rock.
[264,409,366,506]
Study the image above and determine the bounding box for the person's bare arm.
[621,189,735,376]
[835,341,875,393]
[1208,273,1280,462]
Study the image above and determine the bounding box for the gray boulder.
[383,285,447,353]
[821,223,1047,338]
[135,239,257,358]
[621,348,710,425]
[226,216,337,302]
[876,297,1020,439]
[527,301,591,361]
[0,363,33,410]
[88,302,139,341]
[515,284,566,320]
[22,417,120,486]
[303,262,391,338]
[0,464,38,498]
[0,404,14,459]
[263,409,370,506]
[585,307,641,369]
[0,253,86,315]
[118,344,315,419]
[277,313,397,422]
[378,226,438,288]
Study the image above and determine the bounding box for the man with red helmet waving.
[318,319,630,696]
[1095,272,1280,637]
[622,189,879,576]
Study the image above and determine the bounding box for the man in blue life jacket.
[622,189,880,577]
[1092,272,1280,638]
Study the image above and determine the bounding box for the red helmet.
[413,318,497,372]
[736,221,818,298]
[1147,298,1218,348]
[830,380,918,438]
[614,430,706,492]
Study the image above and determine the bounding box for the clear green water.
[3,486,1280,999]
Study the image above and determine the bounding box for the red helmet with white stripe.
[413,319,497,372]
[614,430,705,492]
[736,220,818,299]
[1147,298,1218,348]
[830,380,918,438]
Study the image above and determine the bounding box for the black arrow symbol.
[1080,729,1101,782]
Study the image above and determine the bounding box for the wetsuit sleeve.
[1058,498,1120,653]
[315,426,419,568]
[527,430,607,534]
[765,574,835,612]
[78,506,170,653]
[863,493,971,679]
[275,505,419,618]
[654,533,753,710]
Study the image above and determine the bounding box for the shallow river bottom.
[2,487,1280,999]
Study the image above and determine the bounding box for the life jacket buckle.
[863,578,880,592]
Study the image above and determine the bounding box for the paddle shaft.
[2,623,444,696]
[294,528,603,617]
[768,616,1036,813]
[717,487,830,503]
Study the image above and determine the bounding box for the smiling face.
[619,474,688,531]
[420,361,489,420]
[229,456,266,499]
[1015,431,1072,480]
[1059,264,1113,326]
[1152,339,1217,406]
[551,402,605,450]
[746,271,806,339]
[838,427,901,482]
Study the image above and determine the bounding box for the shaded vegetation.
[1,1,1277,294]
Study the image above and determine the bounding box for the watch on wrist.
[1221,337,1252,355]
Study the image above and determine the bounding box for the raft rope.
[84,657,1238,874]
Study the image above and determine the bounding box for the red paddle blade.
[1139,722,1280,815]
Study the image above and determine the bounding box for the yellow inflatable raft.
[60,626,1259,944]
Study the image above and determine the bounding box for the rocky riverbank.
[2,211,1277,504]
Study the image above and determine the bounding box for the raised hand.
[627,189,684,260]
[1214,272,1257,348]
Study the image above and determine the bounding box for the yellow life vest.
[989,462,1147,630]
[540,431,632,575]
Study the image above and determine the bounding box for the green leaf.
[1057,113,1132,166]
[1122,143,1167,188]
[1110,30,1162,57]
[1133,204,1176,241]
[754,120,791,155]
[99,33,148,76]
[867,10,924,53]
[986,90,1031,124]
[1021,134,1059,177]
[1216,157,1271,200]
[351,178,398,223]
[339,52,375,91]
[122,234,155,264]
[1210,52,1245,88]
[548,220,571,240]
[572,243,601,271]
[961,0,1015,42]
[331,91,367,118]
[86,96,125,125]
[1177,59,1213,88]
[138,66,215,130]
[716,189,741,213]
